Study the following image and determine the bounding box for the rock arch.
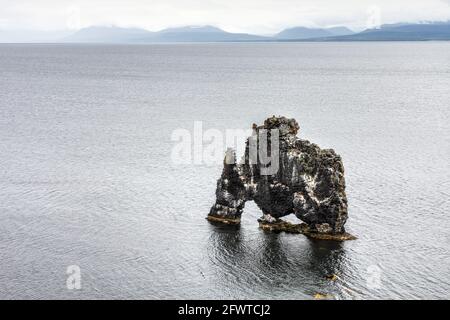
[207,116,355,241]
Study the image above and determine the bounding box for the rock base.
[258,220,357,241]
[206,215,241,225]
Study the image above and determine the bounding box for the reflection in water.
[257,233,289,275]
[206,222,348,299]
[307,240,346,277]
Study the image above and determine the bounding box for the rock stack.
[208,116,355,241]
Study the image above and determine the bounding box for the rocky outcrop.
[208,116,355,241]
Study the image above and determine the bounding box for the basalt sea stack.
[208,116,356,241]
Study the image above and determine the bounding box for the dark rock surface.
[208,116,355,241]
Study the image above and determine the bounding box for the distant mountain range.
[149,26,270,42]
[62,25,351,43]
[309,22,450,41]
[62,25,269,43]
[2,22,450,43]
[275,26,354,39]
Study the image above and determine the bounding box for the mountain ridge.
[3,21,450,43]
[275,26,354,39]
[310,21,450,41]
[63,25,270,43]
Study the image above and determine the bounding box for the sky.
[0,0,450,35]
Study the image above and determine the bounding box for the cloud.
[0,0,449,34]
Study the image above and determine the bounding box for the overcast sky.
[1,0,450,34]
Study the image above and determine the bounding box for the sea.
[0,42,449,299]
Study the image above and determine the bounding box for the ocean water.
[0,42,449,299]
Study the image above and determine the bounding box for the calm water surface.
[0,42,449,299]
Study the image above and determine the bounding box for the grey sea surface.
[0,42,449,299]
